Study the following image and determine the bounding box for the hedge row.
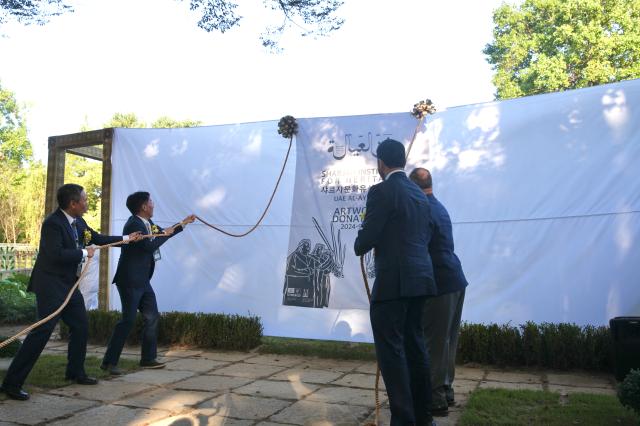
[60,310,263,351]
[457,321,612,371]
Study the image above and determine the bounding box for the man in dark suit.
[355,139,437,426]
[0,184,139,401]
[410,168,468,416]
[101,191,195,374]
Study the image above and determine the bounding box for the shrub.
[61,310,263,351]
[0,335,22,358]
[458,321,612,372]
[0,274,36,324]
[618,369,640,415]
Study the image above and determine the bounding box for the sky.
[0,0,508,162]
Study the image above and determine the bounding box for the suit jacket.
[354,172,436,301]
[112,216,183,288]
[28,209,122,298]
[427,194,468,295]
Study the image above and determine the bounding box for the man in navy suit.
[410,168,468,416]
[101,191,195,374]
[0,184,139,401]
[355,139,437,426]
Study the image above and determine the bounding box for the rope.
[404,116,425,162]
[194,135,293,237]
[361,255,381,426]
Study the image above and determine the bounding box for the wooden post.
[99,129,113,311]
[45,137,66,215]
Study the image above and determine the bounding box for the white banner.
[106,79,640,342]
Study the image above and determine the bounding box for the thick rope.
[405,116,425,162]
[361,255,381,426]
[194,135,293,237]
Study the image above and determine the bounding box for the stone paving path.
[0,338,618,425]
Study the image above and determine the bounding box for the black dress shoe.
[100,363,124,376]
[66,375,98,385]
[140,359,165,369]
[431,405,449,417]
[1,385,30,401]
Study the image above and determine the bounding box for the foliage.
[484,0,640,99]
[60,309,263,351]
[103,112,146,129]
[64,154,103,231]
[0,82,45,246]
[0,0,72,27]
[0,335,21,358]
[1,1,343,51]
[151,116,202,128]
[0,80,31,165]
[0,273,36,324]
[457,321,612,372]
[619,369,640,415]
[459,388,639,425]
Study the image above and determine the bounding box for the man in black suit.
[410,168,468,416]
[355,139,437,426]
[0,184,139,401]
[101,191,195,374]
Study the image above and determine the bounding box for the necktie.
[71,219,80,249]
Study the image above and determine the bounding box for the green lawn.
[459,388,639,426]
[0,354,139,400]
[259,335,376,360]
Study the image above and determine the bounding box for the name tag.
[153,249,162,262]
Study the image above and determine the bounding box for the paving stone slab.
[196,393,292,420]
[0,358,12,370]
[455,366,485,381]
[164,357,228,372]
[256,422,299,426]
[196,351,256,362]
[0,422,21,426]
[114,388,218,412]
[159,348,204,358]
[452,378,480,394]
[172,374,254,392]
[115,368,196,385]
[49,379,155,402]
[269,400,371,425]
[0,393,97,425]
[546,373,613,388]
[243,354,306,367]
[331,373,386,390]
[354,362,378,375]
[548,384,617,396]
[293,358,362,373]
[150,413,254,426]
[233,379,319,400]
[305,386,387,407]
[485,370,543,384]
[479,380,543,391]
[213,362,286,379]
[48,403,170,426]
[270,368,343,384]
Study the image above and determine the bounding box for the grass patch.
[0,354,139,400]
[459,388,640,425]
[259,336,376,360]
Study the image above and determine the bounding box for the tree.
[64,154,102,231]
[151,116,202,128]
[103,112,146,128]
[1,0,344,50]
[0,0,71,27]
[483,0,640,99]
[0,81,31,165]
